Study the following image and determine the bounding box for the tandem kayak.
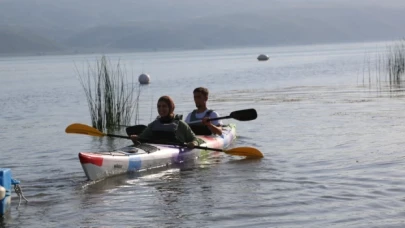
[78,124,237,181]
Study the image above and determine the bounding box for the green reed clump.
[386,40,405,89]
[362,39,405,93]
[76,55,141,131]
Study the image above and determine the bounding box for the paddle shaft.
[107,134,130,139]
[187,108,257,124]
[136,139,224,152]
[188,115,230,125]
[193,145,224,152]
[66,123,229,151]
[203,115,229,122]
[104,133,205,149]
[135,139,261,156]
[150,141,224,152]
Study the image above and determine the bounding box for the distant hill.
[64,7,405,51]
[0,27,63,54]
[0,0,405,55]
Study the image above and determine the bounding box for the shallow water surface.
[1,41,405,227]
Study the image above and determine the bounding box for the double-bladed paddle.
[187,108,257,124]
[65,123,263,158]
[125,108,258,134]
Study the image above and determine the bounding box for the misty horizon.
[1,0,405,55]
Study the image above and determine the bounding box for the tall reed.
[76,56,141,131]
[386,40,405,89]
[362,39,405,92]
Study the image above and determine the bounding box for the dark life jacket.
[189,109,214,135]
[150,116,181,143]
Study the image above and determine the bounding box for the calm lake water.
[2,41,405,227]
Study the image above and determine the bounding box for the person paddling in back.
[130,96,199,149]
[185,87,223,135]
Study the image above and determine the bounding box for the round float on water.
[257,54,270,61]
[138,73,150,84]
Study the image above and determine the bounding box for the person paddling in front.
[185,87,223,135]
[130,96,199,149]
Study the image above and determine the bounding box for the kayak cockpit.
[119,143,160,154]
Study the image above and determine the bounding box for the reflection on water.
[75,165,220,227]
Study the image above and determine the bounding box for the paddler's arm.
[131,123,153,144]
[202,117,222,135]
[178,120,199,149]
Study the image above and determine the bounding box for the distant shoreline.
[0,38,395,58]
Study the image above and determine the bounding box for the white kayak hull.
[79,124,236,181]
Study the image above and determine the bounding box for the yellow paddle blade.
[65,123,106,137]
[225,147,264,158]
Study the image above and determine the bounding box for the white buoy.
[257,54,269,61]
[138,73,150,84]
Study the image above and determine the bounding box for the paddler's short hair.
[193,87,209,97]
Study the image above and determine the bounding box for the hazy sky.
[1,0,405,29]
[1,0,405,53]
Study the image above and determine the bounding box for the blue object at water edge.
[0,168,12,216]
